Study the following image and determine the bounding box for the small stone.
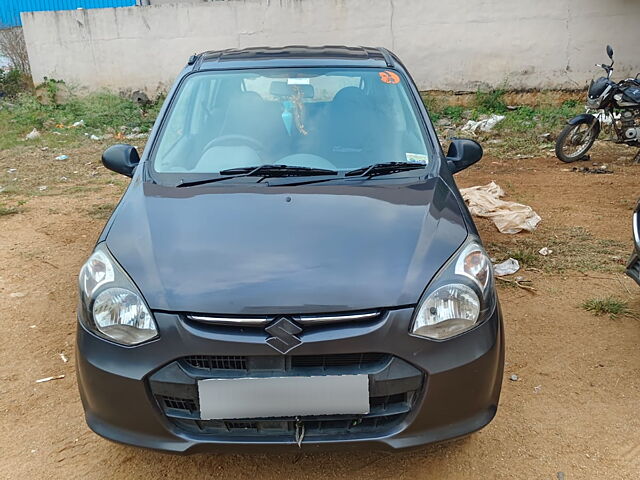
[10,292,26,298]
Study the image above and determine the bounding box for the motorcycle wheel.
[555,119,600,163]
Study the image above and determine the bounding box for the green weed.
[441,105,465,122]
[581,297,630,319]
[0,205,21,216]
[475,88,507,114]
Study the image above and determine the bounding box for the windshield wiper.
[176,164,337,187]
[345,162,426,178]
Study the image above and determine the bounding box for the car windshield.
[151,68,432,180]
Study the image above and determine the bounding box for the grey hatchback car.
[76,46,504,453]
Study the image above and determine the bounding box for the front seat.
[317,87,385,169]
[219,92,289,159]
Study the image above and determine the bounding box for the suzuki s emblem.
[265,317,302,354]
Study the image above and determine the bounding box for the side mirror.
[446,138,483,174]
[102,144,140,177]
[606,45,614,60]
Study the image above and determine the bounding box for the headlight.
[586,97,601,108]
[78,244,158,346]
[633,207,639,246]
[411,238,495,340]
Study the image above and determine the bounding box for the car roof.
[193,46,395,70]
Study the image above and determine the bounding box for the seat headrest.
[332,86,369,105]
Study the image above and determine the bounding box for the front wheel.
[555,118,600,163]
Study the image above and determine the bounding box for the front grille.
[149,354,424,441]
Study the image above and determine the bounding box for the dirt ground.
[0,140,639,480]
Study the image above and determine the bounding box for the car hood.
[106,177,468,314]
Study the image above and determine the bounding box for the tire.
[555,119,600,163]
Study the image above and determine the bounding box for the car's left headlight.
[411,238,495,340]
[78,243,158,346]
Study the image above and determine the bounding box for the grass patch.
[87,203,116,220]
[0,90,163,150]
[0,205,21,216]
[503,247,539,268]
[581,297,630,319]
[441,105,465,122]
[488,226,627,273]
[420,91,585,157]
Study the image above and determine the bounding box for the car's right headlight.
[632,202,639,247]
[411,238,495,340]
[78,243,158,346]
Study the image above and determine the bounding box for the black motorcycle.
[555,45,640,163]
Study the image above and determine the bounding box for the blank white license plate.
[198,374,370,420]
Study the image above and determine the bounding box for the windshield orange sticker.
[379,71,400,84]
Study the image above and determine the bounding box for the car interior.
[153,70,429,174]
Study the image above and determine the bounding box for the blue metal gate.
[1,0,137,27]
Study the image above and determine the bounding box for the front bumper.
[76,306,504,453]
[626,251,640,286]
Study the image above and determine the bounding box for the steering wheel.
[203,135,265,153]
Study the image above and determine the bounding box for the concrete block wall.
[21,0,640,93]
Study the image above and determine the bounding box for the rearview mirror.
[606,45,614,60]
[445,138,483,174]
[102,144,140,177]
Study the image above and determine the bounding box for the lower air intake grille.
[291,353,386,368]
[183,355,247,371]
[182,353,388,371]
[159,395,197,413]
[150,354,424,441]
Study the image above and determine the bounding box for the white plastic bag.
[460,181,541,234]
[494,258,520,276]
[461,114,505,133]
